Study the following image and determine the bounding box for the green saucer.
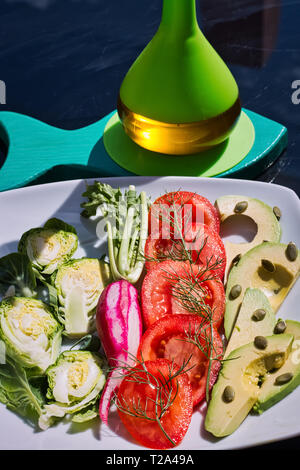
[103,111,255,177]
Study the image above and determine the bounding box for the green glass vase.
[117,0,241,155]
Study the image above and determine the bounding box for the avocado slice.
[215,196,281,280]
[254,320,300,413]
[225,242,300,340]
[205,333,294,437]
[225,288,276,358]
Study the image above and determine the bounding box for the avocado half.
[254,320,300,413]
[224,242,300,340]
[205,334,294,437]
[215,195,281,281]
[225,288,276,358]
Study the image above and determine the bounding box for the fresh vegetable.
[96,279,142,424]
[18,218,78,275]
[81,182,149,284]
[138,314,223,406]
[145,222,226,279]
[224,242,300,340]
[149,191,220,236]
[224,288,276,358]
[141,260,225,329]
[0,297,62,373]
[0,252,59,316]
[0,253,37,299]
[38,350,106,430]
[70,334,102,353]
[52,258,111,337]
[205,334,293,437]
[215,195,281,280]
[115,358,193,449]
[254,320,300,414]
[0,356,45,426]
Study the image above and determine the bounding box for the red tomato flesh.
[145,222,226,279]
[141,260,225,329]
[138,315,224,407]
[148,191,220,237]
[116,359,193,449]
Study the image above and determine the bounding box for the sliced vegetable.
[115,359,193,449]
[138,314,223,406]
[52,258,111,337]
[96,280,142,424]
[215,195,281,280]
[224,242,300,340]
[0,297,62,373]
[205,334,293,437]
[18,218,78,275]
[81,182,149,284]
[38,350,105,430]
[145,222,226,279]
[224,288,276,358]
[141,260,225,329]
[149,191,220,236]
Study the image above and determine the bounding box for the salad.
[0,181,299,449]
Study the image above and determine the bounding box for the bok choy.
[81,182,149,284]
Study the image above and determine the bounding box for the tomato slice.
[141,260,225,329]
[138,315,223,407]
[145,222,226,279]
[149,191,220,237]
[116,358,193,449]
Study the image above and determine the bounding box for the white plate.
[0,176,299,450]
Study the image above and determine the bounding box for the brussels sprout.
[0,297,62,373]
[38,350,106,430]
[52,258,111,337]
[18,218,78,275]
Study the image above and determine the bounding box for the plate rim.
[0,175,299,204]
[0,175,299,450]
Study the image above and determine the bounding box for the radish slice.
[96,280,142,423]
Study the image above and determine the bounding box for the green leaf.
[0,252,59,318]
[43,218,77,235]
[80,181,122,218]
[35,280,59,314]
[70,334,101,352]
[0,253,37,298]
[71,403,98,423]
[0,357,45,426]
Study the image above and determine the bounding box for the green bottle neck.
[159,0,199,37]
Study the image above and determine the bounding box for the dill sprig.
[112,352,194,446]
[160,259,222,319]
[177,317,223,402]
[162,263,224,402]
[146,191,225,275]
[145,191,226,403]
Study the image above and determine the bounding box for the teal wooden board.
[0,109,287,192]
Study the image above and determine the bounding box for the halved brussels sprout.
[52,258,111,337]
[38,350,106,430]
[0,297,62,372]
[18,218,78,275]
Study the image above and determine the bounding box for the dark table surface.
[0,0,300,450]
